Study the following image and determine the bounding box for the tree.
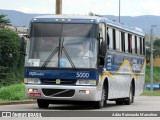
[0,14,11,28]
[145,39,160,64]
[0,29,20,67]
[154,39,160,48]
[88,12,101,17]
[0,29,22,86]
[153,39,160,58]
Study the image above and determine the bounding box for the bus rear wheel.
[37,99,49,108]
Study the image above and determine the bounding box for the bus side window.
[135,36,137,54]
[125,33,128,52]
[140,37,142,55]
[113,29,116,50]
[116,30,120,51]
[121,31,125,52]
[99,23,106,66]
[108,27,113,50]
[137,37,140,55]
[107,27,110,49]
[143,38,145,55]
[128,34,132,53]
[132,35,135,54]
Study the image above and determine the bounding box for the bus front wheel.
[93,86,107,109]
[124,85,133,105]
[37,99,49,108]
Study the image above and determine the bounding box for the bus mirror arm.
[100,42,106,57]
[98,55,105,66]
[97,37,103,40]
[20,51,27,56]
[23,35,30,38]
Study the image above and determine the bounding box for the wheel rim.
[100,89,106,107]
[129,86,133,103]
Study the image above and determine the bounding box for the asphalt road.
[0,96,160,120]
[0,96,160,111]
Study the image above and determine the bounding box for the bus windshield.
[25,23,98,68]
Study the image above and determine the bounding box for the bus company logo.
[56,79,61,84]
[29,72,44,76]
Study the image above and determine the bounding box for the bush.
[0,29,24,86]
[0,83,26,100]
[145,65,160,84]
[0,29,20,68]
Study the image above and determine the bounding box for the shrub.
[0,83,26,100]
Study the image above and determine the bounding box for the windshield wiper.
[41,47,59,68]
[61,38,76,68]
[41,37,76,68]
[62,46,75,68]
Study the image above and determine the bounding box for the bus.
[24,15,146,109]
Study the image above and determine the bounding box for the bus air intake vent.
[42,89,75,97]
[41,79,76,85]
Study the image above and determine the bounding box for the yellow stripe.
[96,59,146,88]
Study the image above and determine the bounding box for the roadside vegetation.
[0,83,26,102]
[141,90,160,96]
[145,65,160,84]
[0,14,25,87]
[0,14,26,102]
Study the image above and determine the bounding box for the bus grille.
[41,79,76,85]
[42,89,75,97]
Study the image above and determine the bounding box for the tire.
[94,86,107,109]
[132,95,134,103]
[124,85,133,105]
[37,99,49,108]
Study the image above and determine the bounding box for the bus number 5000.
[76,72,89,78]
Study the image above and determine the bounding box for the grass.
[145,65,160,84]
[141,90,160,96]
[141,65,160,96]
[0,99,34,103]
[0,83,27,101]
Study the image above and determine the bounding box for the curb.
[0,100,36,106]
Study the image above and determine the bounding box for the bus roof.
[31,15,145,36]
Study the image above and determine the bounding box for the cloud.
[141,0,160,15]
[18,7,52,14]
[18,7,33,13]
[62,0,116,15]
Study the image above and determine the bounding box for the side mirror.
[20,52,27,56]
[97,37,103,40]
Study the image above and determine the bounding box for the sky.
[0,0,160,16]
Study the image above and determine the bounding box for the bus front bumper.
[25,84,101,101]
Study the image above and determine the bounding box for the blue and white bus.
[24,15,146,109]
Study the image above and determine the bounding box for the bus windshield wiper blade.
[62,46,76,68]
[61,38,76,68]
[41,47,59,68]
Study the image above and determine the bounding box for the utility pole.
[150,25,158,91]
[150,26,154,91]
[56,0,62,14]
[119,0,120,23]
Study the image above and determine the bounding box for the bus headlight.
[24,78,41,84]
[76,80,96,85]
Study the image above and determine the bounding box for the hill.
[0,9,43,26]
[1,9,160,35]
